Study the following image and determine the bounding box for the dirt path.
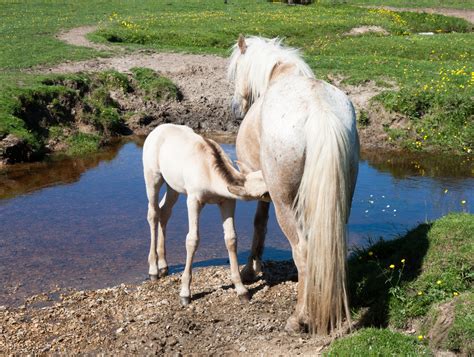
[43,26,395,149]
[57,25,113,51]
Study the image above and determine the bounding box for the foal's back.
[143,124,217,196]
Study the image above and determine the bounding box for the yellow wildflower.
[418,335,424,341]
[389,264,395,269]
[368,251,374,256]
[437,280,442,285]
[401,259,406,263]
[453,292,459,296]
[417,291,423,296]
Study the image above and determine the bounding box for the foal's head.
[228,35,314,119]
[228,170,270,202]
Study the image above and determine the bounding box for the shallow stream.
[0,138,472,306]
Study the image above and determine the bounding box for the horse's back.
[259,75,358,204]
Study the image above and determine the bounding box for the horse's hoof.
[180,296,191,306]
[158,267,169,278]
[238,292,251,303]
[149,274,159,281]
[285,316,304,335]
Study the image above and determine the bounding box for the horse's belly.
[236,98,263,171]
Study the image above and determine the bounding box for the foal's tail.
[294,107,353,335]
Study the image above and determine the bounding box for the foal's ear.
[238,34,247,54]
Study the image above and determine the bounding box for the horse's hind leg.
[272,199,308,334]
[180,195,202,306]
[219,200,249,302]
[241,201,270,283]
[144,169,164,280]
[156,185,179,278]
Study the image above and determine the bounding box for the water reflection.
[0,139,472,306]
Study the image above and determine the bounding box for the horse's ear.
[235,160,252,175]
[238,34,247,54]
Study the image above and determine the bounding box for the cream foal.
[143,124,268,305]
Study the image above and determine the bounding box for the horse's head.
[228,35,315,120]
[228,169,270,202]
[228,35,251,120]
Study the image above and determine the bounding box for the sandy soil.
[345,26,389,36]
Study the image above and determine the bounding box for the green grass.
[346,213,473,354]
[445,292,474,354]
[325,328,432,356]
[1,0,473,157]
[420,292,474,355]
[130,67,180,102]
[66,132,101,156]
[318,0,474,10]
[331,213,473,355]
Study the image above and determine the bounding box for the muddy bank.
[0,261,335,355]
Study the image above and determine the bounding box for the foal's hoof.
[158,267,169,278]
[240,267,257,284]
[238,292,251,303]
[149,274,159,281]
[180,296,191,306]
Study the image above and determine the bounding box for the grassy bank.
[0,69,178,163]
[326,213,473,355]
[1,0,473,161]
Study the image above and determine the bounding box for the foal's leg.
[156,185,179,278]
[144,170,164,280]
[179,196,202,306]
[219,200,249,302]
[241,201,270,283]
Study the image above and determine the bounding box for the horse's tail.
[294,106,353,335]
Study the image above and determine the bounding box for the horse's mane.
[203,138,244,186]
[228,36,315,103]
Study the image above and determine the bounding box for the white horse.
[143,124,269,305]
[228,36,359,334]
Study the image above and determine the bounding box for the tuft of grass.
[446,292,474,354]
[325,328,432,356]
[66,132,101,156]
[130,67,180,102]
[421,292,474,355]
[96,70,133,92]
[357,110,370,127]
